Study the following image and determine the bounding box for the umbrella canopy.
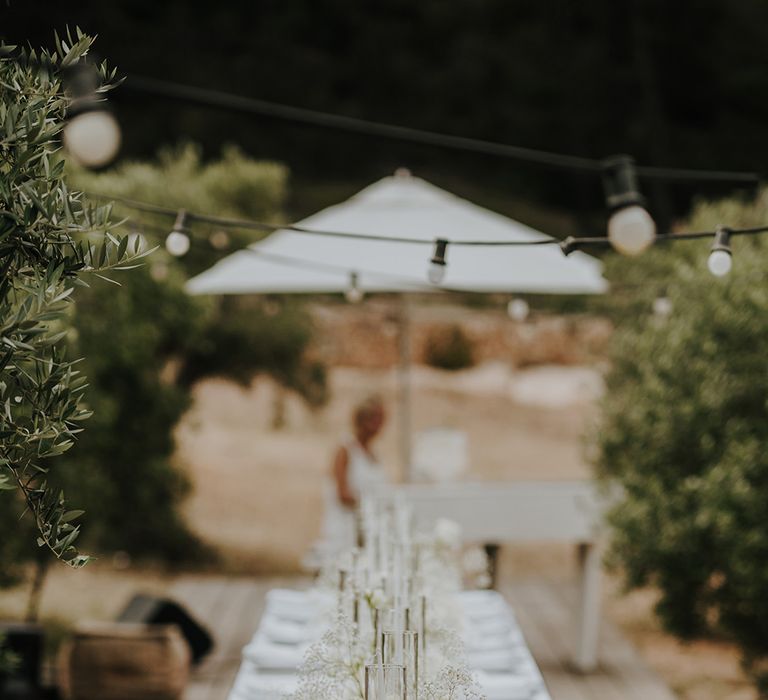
[186,173,608,296]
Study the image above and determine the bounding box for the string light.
[62,63,121,168]
[507,298,530,321]
[427,239,448,284]
[602,155,656,256]
[123,75,759,185]
[345,272,364,303]
[97,193,768,287]
[652,296,673,318]
[209,230,230,250]
[165,210,191,257]
[708,225,733,277]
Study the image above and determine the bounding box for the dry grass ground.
[0,360,756,699]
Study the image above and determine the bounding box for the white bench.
[385,480,607,672]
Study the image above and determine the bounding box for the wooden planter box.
[59,622,190,700]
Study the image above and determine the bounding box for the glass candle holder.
[381,630,419,698]
[364,662,407,700]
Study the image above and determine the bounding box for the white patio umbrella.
[187,172,608,476]
[188,172,606,295]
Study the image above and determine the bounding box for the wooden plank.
[170,576,248,700]
[546,580,678,700]
[506,580,591,700]
[520,578,638,700]
[191,579,257,700]
[170,575,677,700]
[504,578,678,700]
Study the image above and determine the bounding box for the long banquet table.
[227,587,552,700]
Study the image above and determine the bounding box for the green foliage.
[595,188,768,688]
[0,634,20,677]
[179,297,328,407]
[423,324,474,371]
[26,145,325,562]
[0,32,149,566]
[71,143,287,276]
[53,267,210,561]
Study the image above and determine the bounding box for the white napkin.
[465,613,515,636]
[259,613,319,645]
[475,670,541,700]
[228,661,299,700]
[264,588,334,623]
[467,647,524,671]
[242,634,308,671]
[465,630,518,653]
[458,590,508,609]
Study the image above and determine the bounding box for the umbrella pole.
[397,294,413,482]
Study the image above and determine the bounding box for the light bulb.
[507,298,530,321]
[165,231,191,257]
[345,272,363,303]
[150,261,169,282]
[209,230,230,250]
[708,249,732,277]
[607,205,656,256]
[427,261,446,285]
[63,110,121,168]
[345,286,363,304]
[652,296,673,318]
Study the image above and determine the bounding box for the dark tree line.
[3,0,766,231]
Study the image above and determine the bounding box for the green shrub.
[595,187,768,690]
[423,324,475,371]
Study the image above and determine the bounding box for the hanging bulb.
[345,272,364,303]
[209,230,230,250]
[150,261,169,282]
[652,296,673,318]
[607,205,656,256]
[62,62,121,168]
[602,155,656,256]
[708,225,732,277]
[507,298,530,321]
[63,110,122,168]
[166,210,191,257]
[428,239,448,285]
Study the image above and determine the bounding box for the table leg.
[574,541,601,672]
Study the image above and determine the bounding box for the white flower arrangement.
[434,518,462,550]
[461,545,492,589]
[291,506,487,699]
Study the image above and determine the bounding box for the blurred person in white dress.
[307,395,388,567]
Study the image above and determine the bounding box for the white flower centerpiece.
[290,500,485,700]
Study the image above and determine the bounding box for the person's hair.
[353,394,384,428]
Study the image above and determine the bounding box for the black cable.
[92,191,559,246]
[122,75,760,185]
[93,190,768,251]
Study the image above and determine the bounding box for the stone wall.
[308,299,612,369]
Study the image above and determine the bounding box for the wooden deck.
[170,576,677,700]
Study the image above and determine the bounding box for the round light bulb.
[507,298,530,322]
[708,249,732,277]
[427,262,446,285]
[209,230,230,250]
[652,296,673,318]
[62,110,122,168]
[150,261,169,282]
[607,205,656,256]
[345,286,364,304]
[165,230,191,257]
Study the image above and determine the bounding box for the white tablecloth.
[228,589,551,700]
